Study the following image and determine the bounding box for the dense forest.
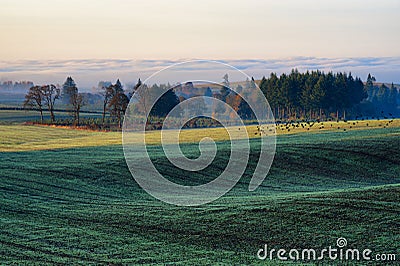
[19,70,399,130]
[259,70,373,120]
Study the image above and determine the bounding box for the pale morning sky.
[1,0,399,87]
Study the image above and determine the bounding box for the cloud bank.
[0,57,399,91]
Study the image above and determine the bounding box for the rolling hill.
[0,126,399,264]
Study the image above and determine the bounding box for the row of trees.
[24,77,85,125]
[23,84,60,123]
[24,77,130,127]
[24,71,398,129]
[258,69,367,120]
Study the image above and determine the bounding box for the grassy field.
[0,124,399,264]
[1,118,399,152]
[0,125,122,152]
[0,110,102,123]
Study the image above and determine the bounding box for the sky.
[0,0,400,88]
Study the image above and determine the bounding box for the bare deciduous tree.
[42,84,60,122]
[24,85,44,122]
[70,92,85,126]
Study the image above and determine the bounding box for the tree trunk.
[102,102,107,125]
[48,103,54,122]
[118,112,122,129]
[277,106,280,120]
[40,109,43,123]
[50,110,55,122]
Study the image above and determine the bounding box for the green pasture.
[0,127,399,264]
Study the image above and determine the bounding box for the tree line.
[258,69,367,120]
[24,77,131,128]
[23,71,399,130]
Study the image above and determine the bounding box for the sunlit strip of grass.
[0,119,399,152]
